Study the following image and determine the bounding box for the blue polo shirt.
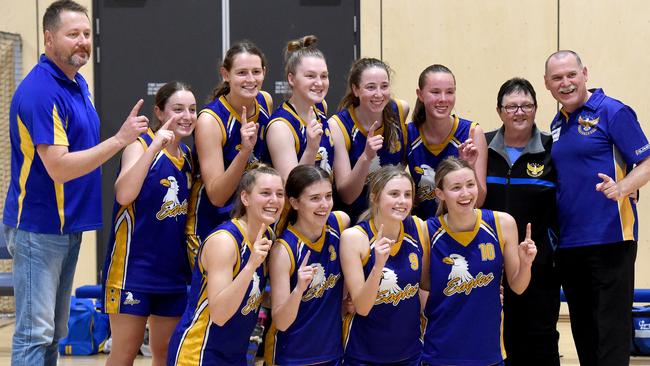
[3,54,102,234]
[550,88,650,248]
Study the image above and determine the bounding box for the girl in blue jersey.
[264,35,335,182]
[407,64,487,219]
[421,157,537,366]
[265,165,350,365]
[340,165,429,365]
[103,81,196,366]
[329,58,410,222]
[168,165,285,366]
[186,41,273,259]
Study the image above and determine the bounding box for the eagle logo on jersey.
[123,292,140,305]
[578,114,599,136]
[443,253,495,296]
[241,272,263,315]
[302,263,341,301]
[526,163,544,178]
[414,164,436,201]
[316,146,332,174]
[156,176,188,220]
[375,267,419,306]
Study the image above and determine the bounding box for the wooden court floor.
[0,317,648,365]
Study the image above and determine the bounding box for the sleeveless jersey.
[265,212,345,365]
[423,209,506,365]
[169,219,271,366]
[262,101,334,174]
[185,92,272,257]
[406,116,477,219]
[103,130,192,296]
[343,216,428,363]
[330,100,408,219]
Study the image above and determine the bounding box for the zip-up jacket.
[483,125,557,264]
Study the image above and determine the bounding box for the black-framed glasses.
[502,104,535,114]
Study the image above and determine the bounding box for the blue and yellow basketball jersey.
[330,100,408,220]
[103,131,193,302]
[261,101,335,174]
[423,209,505,365]
[265,212,345,365]
[406,116,477,219]
[169,219,270,366]
[185,92,272,258]
[343,216,428,363]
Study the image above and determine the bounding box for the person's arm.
[197,107,257,207]
[500,213,536,294]
[339,225,393,316]
[266,121,301,182]
[204,224,271,326]
[114,116,177,205]
[37,99,149,183]
[269,245,315,331]
[330,118,383,204]
[596,157,650,200]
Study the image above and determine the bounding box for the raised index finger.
[525,223,532,241]
[241,106,248,123]
[256,223,267,242]
[161,114,179,130]
[376,224,384,241]
[368,120,380,137]
[129,99,144,117]
[299,250,311,268]
[469,125,476,140]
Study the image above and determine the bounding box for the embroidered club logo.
[123,292,140,305]
[578,115,599,136]
[415,164,436,201]
[526,163,544,177]
[156,176,188,220]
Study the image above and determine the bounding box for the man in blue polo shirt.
[2,1,149,365]
[545,50,650,366]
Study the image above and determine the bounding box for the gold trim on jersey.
[439,209,482,247]
[54,181,65,233]
[614,148,635,240]
[266,117,300,154]
[418,115,461,156]
[330,114,351,151]
[198,108,227,147]
[16,115,35,227]
[52,104,69,146]
[493,212,505,253]
[277,238,296,276]
[288,223,327,253]
[219,95,261,123]
[264,322,278,365]
[172,286,210,366]
[342,313,355,350]
[105,205,136,290]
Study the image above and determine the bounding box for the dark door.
[93,0,359,279]
[229,0,360,111]
[93,0,222,279]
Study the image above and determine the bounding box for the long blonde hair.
[358,165,414,222]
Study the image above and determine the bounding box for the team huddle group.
[5,1,650,366]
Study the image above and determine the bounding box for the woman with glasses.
[407,64,487,219]
[482,77,560,365]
